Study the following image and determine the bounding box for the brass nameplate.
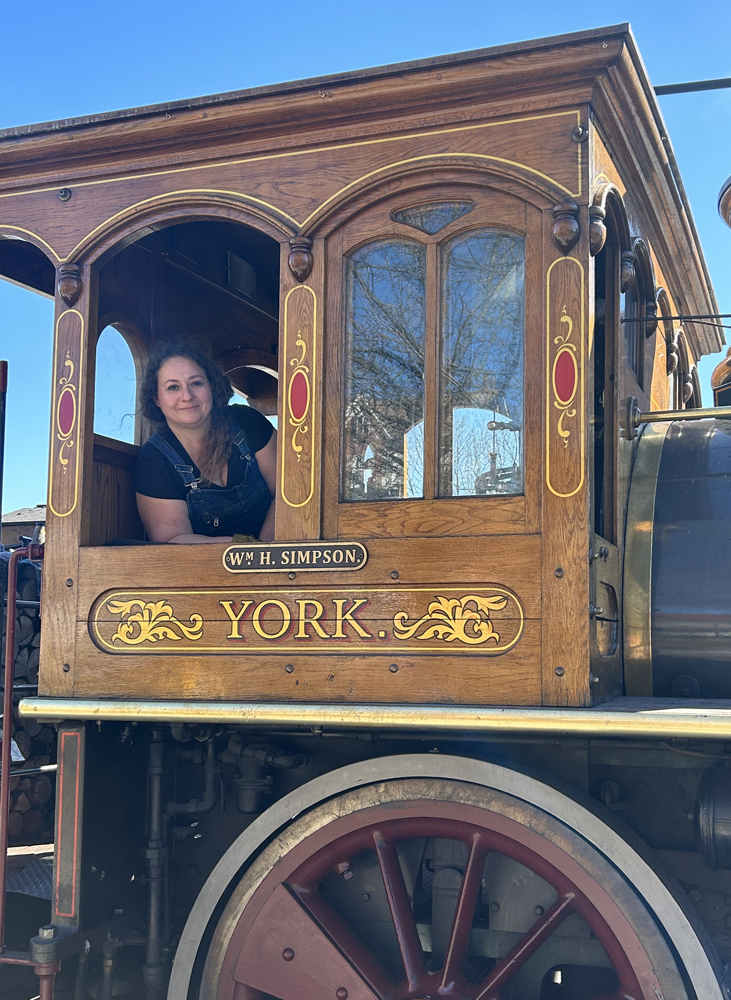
[90,585,525,656]
[222,541,367,573]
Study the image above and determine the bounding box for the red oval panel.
[554,348,577,406]
[58,386,76,437]
[289,370,309,422]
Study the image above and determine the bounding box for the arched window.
[341,229,524,502]
[94,325,138,443]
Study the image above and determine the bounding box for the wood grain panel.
[76,534,541,607]
[70,621,541,705]
[89,435,144,546]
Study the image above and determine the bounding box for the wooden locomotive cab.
[0,25,719,713]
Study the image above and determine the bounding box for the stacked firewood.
[1,559,56,843]
[1,564,42,685]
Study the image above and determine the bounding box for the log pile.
[1,559,56,843]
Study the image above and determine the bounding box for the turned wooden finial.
[288,237,314,282]
[620,251,635,293]
[589,205,607,256]
[57,264,82,307]
[644,299,658,337]
[551,203,580,254]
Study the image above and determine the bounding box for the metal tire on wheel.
[200,778,697,1000]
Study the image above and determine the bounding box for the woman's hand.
[135,494,232,544]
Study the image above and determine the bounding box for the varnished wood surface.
[41,535,543,705]
[89,435,144,545]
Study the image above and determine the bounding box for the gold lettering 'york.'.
[218,597,371,641]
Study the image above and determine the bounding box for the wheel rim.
[203,780,688,1000]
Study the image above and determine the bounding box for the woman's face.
[155,356,214,433]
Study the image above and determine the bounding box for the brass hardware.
[589,547,609,563]
[626,400,731,440]
[21,696,731,740]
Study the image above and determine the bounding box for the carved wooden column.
[275,237,324,540]
[541,222,591,706]
[39,263,98,696]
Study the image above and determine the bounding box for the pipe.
[0,544,43,951]
[166,739,216,816]
[142,728,167,998]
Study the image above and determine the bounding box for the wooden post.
[39,264,98,696]
[275,237,324,540]
[541,235,591,706]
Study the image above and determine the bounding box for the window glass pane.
[439,230,524,497]
[343,240,426,501]
[392,201,474,235]
[94,325,137,443]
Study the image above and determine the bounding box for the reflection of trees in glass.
[343,240,426,500]
[439,230,524,496]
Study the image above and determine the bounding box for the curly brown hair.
[140,342,235,484]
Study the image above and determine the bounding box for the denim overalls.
[148,425,272,537]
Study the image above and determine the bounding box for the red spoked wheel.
[201,779,690,1000]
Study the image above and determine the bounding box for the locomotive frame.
[1,21,731,1000]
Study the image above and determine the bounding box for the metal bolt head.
[490,901,500,913]
[571,125,589,143]
[390,570,399,579]
[288,572,296,580]
[39,924,56,940]
[389,664,399,673]
[65,578,73,587]
[285,664,294,674]
[554,567,564,578]
[62,663,71,673]
[58,188,72,201]
[555,666,565,677]
[282,948,295,961]
[361,892,371,901]
[534,905,544,916]
[337,989,349,1000]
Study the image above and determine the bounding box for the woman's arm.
[135,494,233,545]
[255,432,277,542]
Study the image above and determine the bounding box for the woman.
[133,343,276,543]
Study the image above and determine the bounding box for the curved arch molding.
[0,109,583,262]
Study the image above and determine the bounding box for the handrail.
[0,544,43,951]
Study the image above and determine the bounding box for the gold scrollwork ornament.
[392,594,508,646]
[107,599,204,645]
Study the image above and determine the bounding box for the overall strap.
[231,422,253,461]
[147,433,202,490]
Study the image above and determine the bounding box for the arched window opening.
[341,229,524,503]
[94,325,138,444]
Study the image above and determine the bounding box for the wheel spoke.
[440,835,489,990]
[474,892,575,1000]
[374,832,426,991]
[294,884,395,999]
[233,882,381,1000]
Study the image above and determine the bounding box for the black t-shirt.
[133,405,274,501]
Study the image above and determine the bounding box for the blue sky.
[1,0,729,513]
